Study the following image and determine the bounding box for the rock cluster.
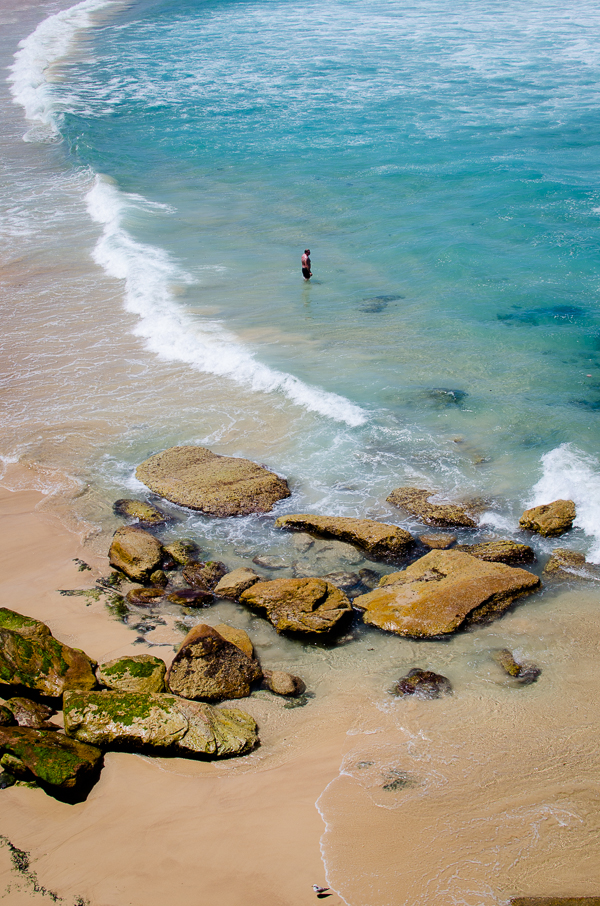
[135,445,290,516]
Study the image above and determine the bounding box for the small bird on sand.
[313,885,332,898]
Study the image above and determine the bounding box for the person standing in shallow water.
[301,248,312,280]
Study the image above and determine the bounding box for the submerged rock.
[386,487,477,528]
[240,578,352,636]
[214,567,260,599]
[0,608,97,698]
[3,698,56,729]
[166,624,262,701]
[97,655,166,693]
[353,550,540,637]
[109,525,164,582]
[126,587,166,606]
[166,588,213,607]
[262,669,306,697]
[393,668,452,699]
[493,649,541,685]
[275,514,413,561]
[519,499,576,537]
[320,571,363,593]
[419,533,457,550]
[113,499,171,526]
[63,690,257,758]
[543,548,597,580]
[455,540,535,565]
[183,560,228,591]
[0,726,102,793]
[136,445,290,516]
[163,539,200,566]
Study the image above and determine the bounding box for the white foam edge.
[528,443,600,563]
[85,174,367,427]
[7,0,123,141]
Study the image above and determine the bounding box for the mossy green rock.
[64,691,257,757]
[0,726,102,790]
[163,539,199,566]
[135,445,291,517]
[109,526,164,582]
[0,608,97,698]
[96,655,166,693]
[275,514,413,561]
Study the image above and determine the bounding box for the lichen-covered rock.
[275,514,413,561]
[386,487,477,528]
[63,690,257,758]
[353,550,540,637]
[454,540,535,565]
[393,669,452,699]
[166,624,262,701]
[519,499,576,537]
[543,548,596,580]
[136,445,290,517]
[183,561,228,591]
[240,578,352,636]
[214,568,260,599]
[0,726,102,791]
[419,534,457,550]
[96,655,166,693]
[113,499,170,526]
[262,669,306,697]
[0,608,97,698]
[109,525,164,582]
[493,649,541,684]
[4,698,56,729]
[150,570,168,588]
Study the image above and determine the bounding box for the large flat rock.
[240,577,352,635]
[353,550,540,637]
[275,513,413,561]
[136,445,290,517]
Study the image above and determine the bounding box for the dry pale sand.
[0,479,349,906]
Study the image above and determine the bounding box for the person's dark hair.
[304,248,310,254]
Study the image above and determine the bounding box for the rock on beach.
[353,550,540,637]
[136,445,291,516]
[166,624,262,701]
[0,725,102,793]
[109,525,164,582]
[240,577,352,636]
[275,513,413,561]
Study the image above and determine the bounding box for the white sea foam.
[528,444,600,562]
[86,175,367,426]
[8,0,120,142]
